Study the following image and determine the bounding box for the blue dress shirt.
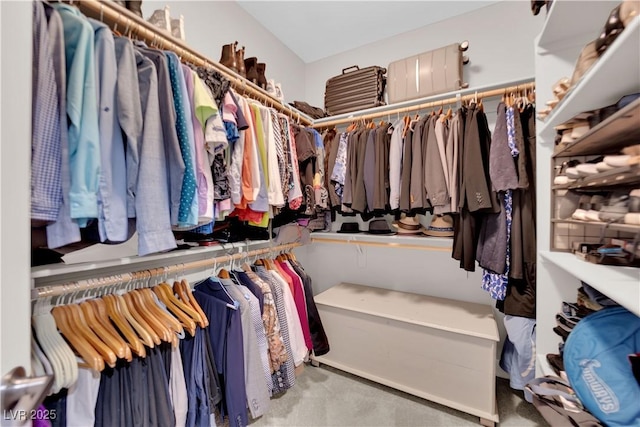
[89,19,127,243]
[52,4,101,221]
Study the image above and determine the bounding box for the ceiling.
[237,1,499,63]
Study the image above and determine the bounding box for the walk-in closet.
[1,1,639,426]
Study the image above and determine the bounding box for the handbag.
[525,376,604,426]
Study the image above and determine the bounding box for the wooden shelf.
[539,17,640,137]
[551,219,640,235]
[552,164,640,190]
[553,98,640,157]
[540,251,640,316]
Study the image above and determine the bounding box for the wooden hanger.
[183,279,209,327]
[79,301,131,362]
[172,280,207,328]
[95,296,146,357]
[402,115,411,138]
[158,282,203,326]
[65,304,118,368]
[109,293,155,349]
[51,306,105,372]
[153,284,196,337]
[218,268,230,279]
[122,292,163,345]
[131,288,177,342]
[138,287,184,334]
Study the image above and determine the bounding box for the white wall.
[304,1,545,107]
[1,1,32,377]
[152,1,307,102]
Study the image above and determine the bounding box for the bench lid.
[314,283,500,341]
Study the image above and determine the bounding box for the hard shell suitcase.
[387,41,470,104]
[324,65,386,115]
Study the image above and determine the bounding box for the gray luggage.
[324,65,386,116]
[387,41,470,104]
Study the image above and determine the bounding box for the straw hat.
[423,214,455,237]
[392,216,426,234]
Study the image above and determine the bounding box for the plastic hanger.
[32,298,70,391]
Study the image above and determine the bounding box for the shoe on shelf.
[624,189,640,224]
[236,45,246,78]
[598,192,630,223]
[595,161,615,173]
[575,163,600,177]
[220,42,239,73]
[571,195,593,220]
[256,63,267,90]
[554,159,580,185]
[584,194,606,222]
[604,154,631,168]
[244,57,259,85]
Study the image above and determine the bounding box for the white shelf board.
[539,17,640,137]
[31,240,270,280]
[310,231,453,250]
[538,1,619,51]
[536,354,556,378]
[540,251,640,316]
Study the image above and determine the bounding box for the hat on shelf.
[392,216,425,235]
[366,219,396,235]
[336,222,362,234]
[423,214,455,237]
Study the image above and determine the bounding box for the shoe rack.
[535,0,640,377]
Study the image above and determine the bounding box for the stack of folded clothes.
[553,93,640,151]
[547,282,620,379]
[564,189,640,225]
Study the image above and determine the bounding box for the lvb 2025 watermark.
[3,409,57,421]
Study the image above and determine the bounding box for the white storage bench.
[311,283,500,426]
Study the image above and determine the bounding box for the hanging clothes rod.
[72,0,313,126]
[313,80,536,129]
[32,242,301,300]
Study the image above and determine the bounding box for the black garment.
[212,153,230,201]
[289,260,330,356]
[501,105,537,319]
[399,127,413,212]
[146,346,174,427]
[202,331,223,408]
[192,66,230,108]
[43,388,67,427]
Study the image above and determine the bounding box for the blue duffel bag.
[564,306,640,427]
